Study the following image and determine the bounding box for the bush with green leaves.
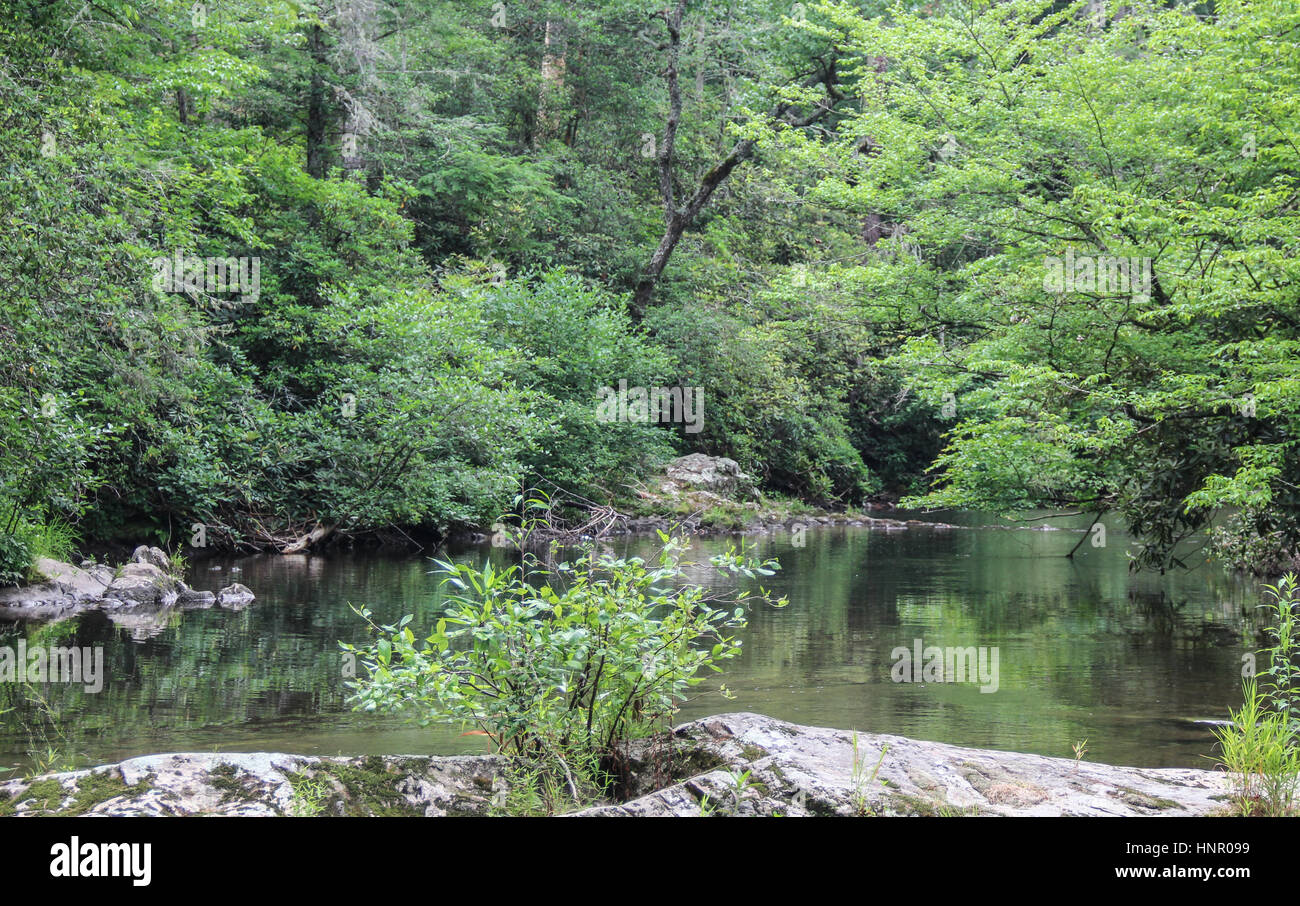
[1257,575,1300,734]
[0,533,30,588]
[647,301,880,505]
[1214,678,1300,817]
[774,0,1300,572]
[344,527,786,785]
[464,269,679,503]
[0,518,78,587]
[1214,574,1300,816]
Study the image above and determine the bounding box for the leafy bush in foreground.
[344,527,786,803]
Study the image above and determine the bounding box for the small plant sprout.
[850,732,888,815]
[1072,738,1089,765]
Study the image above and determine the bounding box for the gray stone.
[216,583,255,609]
[0,713,1231,818]
[0,752,508,817]
[33,558,110,597]
[574,714,1230,817]
[0,557,112,620]
[105,562,176,607]
[177,588,216,609]
[0,551,246,627]
[663,454,756,497]
[131,545,173,573]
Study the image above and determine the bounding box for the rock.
[0,713,1231,818]
[663,454,756,498]
[105,562,176,607]
[0,752,508,817]
[0,549,247,626]
[177,588,216,609]
[32,558,111,599]
[0,592,80,621]
[0,558,112,621]
[131,545,173,573]
[86,564,116,586]
[216,583,255,609]
[575,714,1230,817]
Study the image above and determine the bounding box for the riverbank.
[460,454,928,542]
[0,713,1230,817]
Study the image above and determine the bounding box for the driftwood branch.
[281,522,335,554]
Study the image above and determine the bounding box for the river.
[0,512,1263,776]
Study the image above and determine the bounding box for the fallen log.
[279,523,334,554]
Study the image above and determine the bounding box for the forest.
[3,0,1297,580]
[0,0,1299,833]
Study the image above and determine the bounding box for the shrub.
[1213,679,1300,816]
[344,523,787,803]
[0,518,80,587]
[1259,574,1300,731]
[0,532,31,587]
[646,302,879,505]
[21,518,79,571]
[468,270,678,503]
[1213,574,1300,815]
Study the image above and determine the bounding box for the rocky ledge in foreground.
[0,545,253,627]
[0,714,1230,817]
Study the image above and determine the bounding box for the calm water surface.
[0,513,1264,775]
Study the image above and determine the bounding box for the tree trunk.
[537,18,566,145]
[306,22,328,178]
[630,1,842,315]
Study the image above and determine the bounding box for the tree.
[632,0,848,313]
[777,0,1300,571]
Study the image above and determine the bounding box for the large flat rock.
[579,713,1231,816]
[0,752,508,817]
[0,713,1232,817]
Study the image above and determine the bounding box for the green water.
[0,514,1265,775]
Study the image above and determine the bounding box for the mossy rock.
[0,770,153,816]
[296,758,427,817]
